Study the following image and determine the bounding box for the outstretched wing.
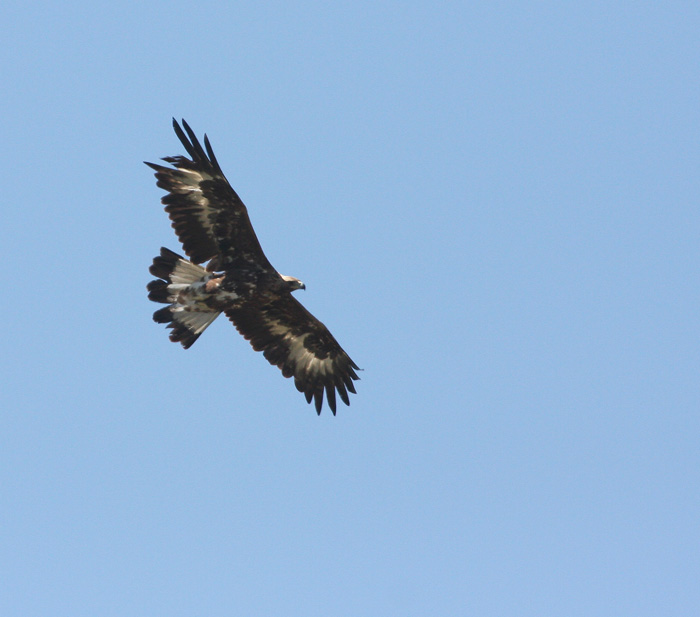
[145,119,273,272]
[226,296,360,415]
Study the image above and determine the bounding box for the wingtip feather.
[313,389,323,414]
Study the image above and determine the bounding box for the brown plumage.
[146,119,360,414]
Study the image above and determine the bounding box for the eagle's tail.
[147,247,221,349]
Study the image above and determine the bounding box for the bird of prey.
[146,119,360,414]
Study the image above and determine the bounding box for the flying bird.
[146,119,360,414]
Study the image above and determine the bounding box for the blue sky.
[1,1,699,615]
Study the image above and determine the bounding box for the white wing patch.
[172,168,218,244]
[281,331,335,380]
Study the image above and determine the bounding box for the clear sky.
[1,1,699,615]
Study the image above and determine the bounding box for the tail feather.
[151,305,219,349]
[149,247,181,279]
[147,247,221,348]
[147,279,170,303]
[153,306,173,323]
[150,247,207,283]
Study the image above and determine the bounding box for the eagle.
[146,119,360,414]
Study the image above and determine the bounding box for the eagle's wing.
[145,119,272,272]
[225,296,360,415]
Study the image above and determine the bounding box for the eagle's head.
[281,274,306,292]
